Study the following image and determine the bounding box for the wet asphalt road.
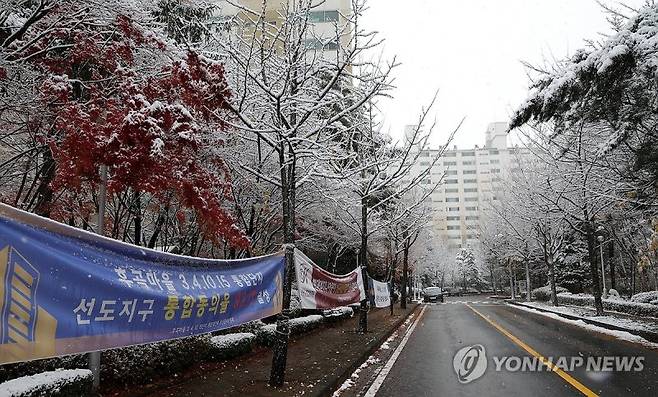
[373,295,658,397]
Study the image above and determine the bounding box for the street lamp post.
[597,235,607,298]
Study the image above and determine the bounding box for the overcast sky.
[362,0,647,149]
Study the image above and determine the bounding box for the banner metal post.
[89,164,107,391]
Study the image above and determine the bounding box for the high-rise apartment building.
[211,0,352,62]
[406,122,529,249]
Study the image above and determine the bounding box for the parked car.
[443,287,461,297]
[423,287,444,303]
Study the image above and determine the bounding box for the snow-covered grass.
[0,369,92,397]
[510,303,658,349]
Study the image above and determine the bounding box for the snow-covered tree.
[455,247,485,291]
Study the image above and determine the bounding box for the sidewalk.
[507,300,658,343]
[107,305,417,397]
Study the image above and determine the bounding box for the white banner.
[295,251,366,309]
[370,278,391,308]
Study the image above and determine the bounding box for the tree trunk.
[525,243,531,302]
[585,223,604,315]
[133,191,142,246]
[509,258,516,300]
[608,239,616,290]
[389,279,394,316]
[269,153,296,386]
[33,148,56,217]
[401,232,409,310]
[545,246,558,307]
[358,195,369,333]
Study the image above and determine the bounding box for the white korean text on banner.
[369,278,391,308]
[0,204,284,364]
[294,251,365,309]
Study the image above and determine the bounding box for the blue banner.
[0,204,284,364]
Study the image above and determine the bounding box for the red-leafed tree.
[0,1,248,251]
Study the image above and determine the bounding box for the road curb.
[506,300,658,343]
[322,304,421,396]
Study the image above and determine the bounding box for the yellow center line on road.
[465,303,599,397]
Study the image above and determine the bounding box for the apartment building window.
[445,188,458,193]
[465,206,477,211]
[489,149,500,155]
[445,152,457,157]
[448,207,460,212]
[444,161,457,166]
[465,215,479,221]
[448,236,461,240]
[309,10,339,23]
[462,160,475,166]
[446,170,457,176]
[421,179,431,185]
[466,234,476,239]
[464,178,477,184]
[447,216,460,221]
[466,224,477,230]
[463,170,476,175]
[462,151,475,157]
[447,225,461,230]
[491,168,501,174]
[303,38,338,50]
[420,161,430,166]
[490,159,500,164]
[420,151,430,157]
[464,188,478,193]
[446,197,460,203]
[445,179,458,184]
[465,197,478,202]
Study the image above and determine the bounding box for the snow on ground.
[332,312,417,396]
[521,301,658,333]
[0,369,91,396]
[510,303,658,349]
[331,354,381,396]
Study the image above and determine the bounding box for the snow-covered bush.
[322,306,354,323]
[531,285,568,301]
[631,291,658,304]
[558,293,658,317]
[226,320,266,335]
[0,369,92,397]
[100,335,212,386]
[0,356,87,385]
[256,314,326,346]
[607,289,623,301]
[208,333,256,360]
[256,324,278,347]
[290,314,324,333]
